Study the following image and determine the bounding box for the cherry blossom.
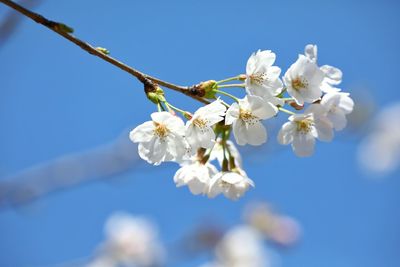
[225,95,277,146]
[283,54,324,105]
[129,112,187,165]
[207,168,254,200]
[174,161,218,195]
[185,99,226,150]
[245,50,283,98]
[320,92,354,130]
[278,106,334,157]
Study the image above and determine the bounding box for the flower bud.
[189,80,217,99]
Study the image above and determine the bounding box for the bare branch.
[0,0,210,104]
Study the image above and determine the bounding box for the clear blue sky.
[1,0,400,266]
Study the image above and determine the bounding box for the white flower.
[358,102,400,174]
[245,50,283,98]
[174,161,218,195]
[209,138,242,168]
[225,95,277,146]
[129,111,187,165]
[320,92,354,130]
[186,99,226,150]
[207,169,254,200]
[278,106,334,157]
[96,212,165,267]
[284,54,325,105]
[215,226,271,267]
[304,44,342,93]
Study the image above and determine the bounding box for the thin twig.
[0,0,210,104]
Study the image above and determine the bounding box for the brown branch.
[0,0,210,104]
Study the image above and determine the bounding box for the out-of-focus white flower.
[86,256,115,267]
[198,262,225,267]
[304,44,342,93]
[225,96,277,146]
[245,50,283,98]
[215,225,271,267]
[89,212,165,267]
[320,92,354,130]
[278,106,334,157]
[284,54,324,106]
[244,202,301,247]
[186,100,226,150]
[174,161,218,195]
[209,138,242,168]
[130,111,187,165]
[358,102,400,174]
[208,169,254,200]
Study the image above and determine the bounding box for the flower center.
[154,122,169,139]
[295,118,313,134]
[249,72,267,85]
[292,76,308,90]
[239,109,259,125]
[193,118,208,130]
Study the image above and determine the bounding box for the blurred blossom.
[213,225,273,267]
[243,202,301,246]
[87,212,165,267]
[358,102,400,174]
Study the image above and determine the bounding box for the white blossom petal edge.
[305,44,342,93]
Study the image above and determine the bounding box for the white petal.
[278,121,295,145]
[198,128,216,149]
[232,120,247,146]
[245,121,267,146]
[320,65,342,85]
[305,44,317,62]
[221,172,243,184]
[207,173,223,198]
[292,132,315,157]
[225,103,240,125]
[129,121,154,143]
[327,110,347,131]
[165,116,185,135]
[314,117,334,142]
[338,93,354,114]
[247,95,277,120]
[150,111,174,123]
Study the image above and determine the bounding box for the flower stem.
[218,84,245,89]
[278,107,296,115]
[165,102,187,115]
[215,90,239,102]
[281,97,294,101]
[216,76,242,85]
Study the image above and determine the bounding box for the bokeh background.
[1,0,400,266]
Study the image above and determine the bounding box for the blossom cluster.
[130,44,354,200]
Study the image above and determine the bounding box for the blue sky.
[1,0,400,266]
